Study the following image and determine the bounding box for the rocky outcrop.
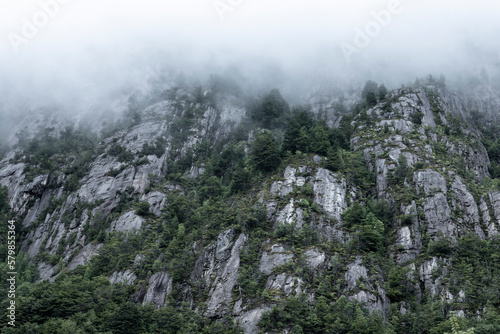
[303,248,325,270]
[312,168,347,222]
[142,272,172,308]
[270,166,305,197]
[414,170,447,196]
[67,243,103,271]
[191,229,247,317]
[109,269,137,285]
[140,191,166,216]
[275,199,304,228]
[259,244,294,275]
[419,257,450,299]
[2,80,500,333]
[109,211,144,232]
[265,273,303,296]
[345,257,369,291]
[235,307,272,334]
[345,257,388,313]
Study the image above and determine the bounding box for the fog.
[1,0,500,137]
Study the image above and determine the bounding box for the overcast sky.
[1,0,500,110]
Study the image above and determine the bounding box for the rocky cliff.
[1,79,499,333]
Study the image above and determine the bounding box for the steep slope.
[1,81,500,333]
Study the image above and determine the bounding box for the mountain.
[1,76,500,333]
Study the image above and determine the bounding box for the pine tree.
[366,92,378,107]
[296,127,310,153]
[324,147,343,172]
[251,89,290,129]
[378,84,388,100]
[282,119,300,154]
[230,167,252,193]
[312,124,330,156]
[251,130,281,172]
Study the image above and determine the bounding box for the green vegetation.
[14,125,97,185]
[251,130,281,173]
[3,80,500,334]
[249,88,290,129]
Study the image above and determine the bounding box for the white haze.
[0,0,500,133]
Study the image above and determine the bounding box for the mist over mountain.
[1,0,500,120]
[1,1,500,333]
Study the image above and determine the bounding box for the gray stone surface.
[191,229,247,317]
[143,272,172,307]
[109,269,137,285]
[313,168,347,221]
[109,210,145,232]
[140,191,166,216]
[259,244,294,275]
[67,243,103,271]
[304,248,325,270]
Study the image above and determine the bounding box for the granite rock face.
[142,272,173,308]
[191,229,247,317]
[1,98,243,281]
[259,244,294,275]
[312,168,348,222]
[1,83,500,333]
[109,269,137,285]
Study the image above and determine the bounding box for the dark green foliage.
[0,268,243,333]
[282,110,349,156]
[393,154,409,183]
[251,130,281,173]
[427,237,453,257]
[415,161,425,170]
[449,235,500,310]
[361,80,379,99]
[273,223,318,248]
[199,176,223,201]
[411,110,424,125]
[140,136,167,158]
[260,294,386,334]
[296,127,310,153]
[0,185,8,214]
[311,124,330,156]
[230,167,252,194]
[107,144,135,163]
[386,266,417,302]
[347,152,376,191]
[329,115,353,150]
[378,84,388,100]
[281,109,314,154]
[400,214,414,226]
[109,302,143,334]
[342,203,386,253]
[15,125,97,183]
[136,201,151,216]
[324,147,343,172]
[237,237,266,299]
[354,213,385,253]
[89,233,142,277]
[487,139,500,161]
[213,142,245,179]
[7,80,500,334]
[341,201,367,229]
[250,88,290,129]
[489,161,500,179]
[366,91,378,107]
